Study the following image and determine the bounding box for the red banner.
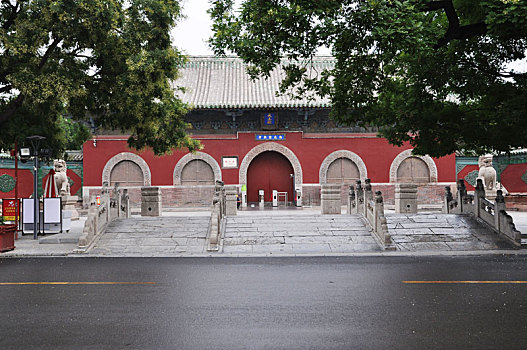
[2,199,19,222]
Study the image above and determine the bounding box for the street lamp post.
[26,135,46,240]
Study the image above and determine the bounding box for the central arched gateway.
[247,151,294,203]
[239,143,303,205]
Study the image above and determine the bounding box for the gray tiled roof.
[173,56,334,109]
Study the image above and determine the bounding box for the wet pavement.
[3,256,527,349]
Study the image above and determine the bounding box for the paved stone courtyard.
[386,213,512,251]
[88,213,210,256]
[222,212,380,255]
[3,208,526,257]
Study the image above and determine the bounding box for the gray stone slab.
[389,228,436,235]
[400,242,452,251]
[284,236,354,244]
[224,236,285,245]
[428,228,470,235]
[222,245,253,254]
[398,223,454,229]
[351,236,378,244]
[327,243,358,253]
[445,241,501,250]
[186,238,207,246]
[224,230,275,238]
[251,244,294,254]
[276,231,322,237]
[332,230,371,236]
[291,243,332,254]
[322,226,369,231]
[351,243,383,252]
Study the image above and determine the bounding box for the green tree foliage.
[57,115,91,151]
[209,0,527,156]
[0,0,200,155]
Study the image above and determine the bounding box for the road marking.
[0,282,156,285]
[404,281,527,284]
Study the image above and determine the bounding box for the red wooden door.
[247,151,294,203]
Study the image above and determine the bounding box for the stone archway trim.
[389,149,438,183]
[319,150,368,184]
[102,152,152,186]
[173,152,222,185]
[239,142,303,187]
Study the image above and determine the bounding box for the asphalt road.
[1,256,527,350]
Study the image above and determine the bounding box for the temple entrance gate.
[246,151,294,204]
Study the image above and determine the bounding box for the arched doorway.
[110,160,144,186]
[181,159,215,185]
[326,158,360,184]
[396,156,430,183]
[247,151,294,203]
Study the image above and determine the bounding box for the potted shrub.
[0,215,16,252]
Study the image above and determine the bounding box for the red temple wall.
[83,132,456,187]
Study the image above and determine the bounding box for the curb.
[2,249,527,259]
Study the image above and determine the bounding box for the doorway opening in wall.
[246,151,294,207]
[326,157,360,204]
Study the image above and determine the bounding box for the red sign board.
[2,199,19,222]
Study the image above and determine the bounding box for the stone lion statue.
[477,155,497,191]
[54,159,70,196]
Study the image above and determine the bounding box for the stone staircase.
[223,213,380,254]
[87,215,210,256]
[386,213,514,251]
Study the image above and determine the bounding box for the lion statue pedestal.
[53,159,79,221]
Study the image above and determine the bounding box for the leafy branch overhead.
[0,0,200,155]
[209,0,527,157]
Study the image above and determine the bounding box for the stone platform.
[2,207,526,257]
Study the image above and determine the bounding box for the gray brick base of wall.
[302,183,448,207]
[85,183,448,209]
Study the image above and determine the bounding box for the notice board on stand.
[22,198,38,234]
[43,197,62,233]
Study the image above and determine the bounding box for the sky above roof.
[171,0,214,56]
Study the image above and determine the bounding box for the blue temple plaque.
[255,134,286,141]
[261,112,279,130]
[264,113,275,126]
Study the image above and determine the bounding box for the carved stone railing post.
[363,178,373,218]
[120,189,130,218]
[456,179,467,213]
[347,185,355,214]
[494,190,506,232]
[395,183,418,213]
[110,183,121,220]
[474,179,485,218]
[443,186,454,213]
[215,180,225,217]
[141,186,162,217]
[321,183,341,214]
[208,180,227,251]
[225,185,238,216]
[101,182,110,223]
[355,180,363,215]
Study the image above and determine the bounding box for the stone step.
[105,217,210,237]
[225,214,370,238]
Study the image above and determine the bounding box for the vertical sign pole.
[14,141,19,238]
[33,155,38,240]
